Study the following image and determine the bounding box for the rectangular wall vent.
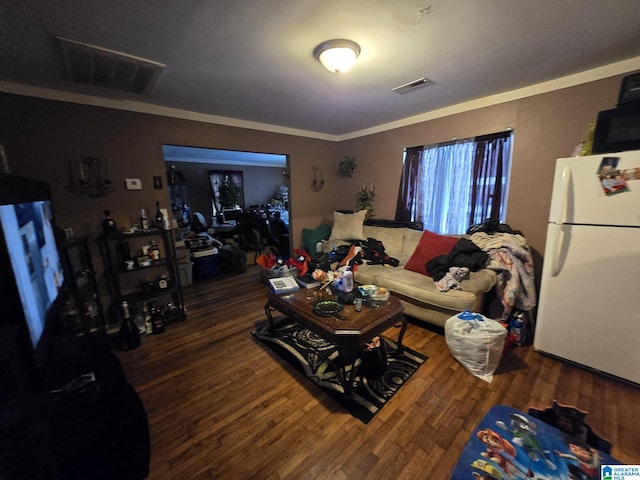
[57,36,165,95]
[391,77,432,94]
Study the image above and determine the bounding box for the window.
[395,132,512,234]
[209,170,244,216]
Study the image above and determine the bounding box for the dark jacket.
[425,238,488,281]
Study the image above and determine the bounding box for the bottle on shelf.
[149,240,160,261]
[132,304,146,335]
[140,208,149,230]
[155,201,164,229]
[144,303,153,335]
[119,301,141,350]
[102,210,118,236]
[150,303,165,334]
[118,241,131,264]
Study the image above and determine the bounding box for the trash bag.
[444,311,506,383]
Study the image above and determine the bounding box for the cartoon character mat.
[450,405,621,480]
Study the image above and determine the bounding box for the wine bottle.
[140,208,149,230]
[155,201,164,229]
[119,301,141,350]
[102,210,117,235]
[121,242,131,261]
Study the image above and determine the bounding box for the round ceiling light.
[313,39,361,74]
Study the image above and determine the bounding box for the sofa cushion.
[401,228,423,265]
[302,224,331,254]
[355,265,480,311]
[362,225,406,261]
[328,210,367,242]
[404,230,458,276]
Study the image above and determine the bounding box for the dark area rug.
[252,318,428,423]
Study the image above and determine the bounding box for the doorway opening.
[162,145,291,255]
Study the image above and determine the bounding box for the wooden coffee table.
[264,288,407,396]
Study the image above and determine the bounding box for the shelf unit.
[101,229,186,330]
[59,236,106,336]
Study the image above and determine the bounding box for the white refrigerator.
[534,150,640,384]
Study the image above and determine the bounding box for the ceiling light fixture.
[313,39,361,74]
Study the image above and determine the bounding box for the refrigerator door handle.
[548,223,568,277]
[558,166,572,225]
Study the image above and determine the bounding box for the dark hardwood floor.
[116,265,639,479]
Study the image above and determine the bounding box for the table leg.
[329,353,359,398]
[395,315,407,353]
[264,302,276,333]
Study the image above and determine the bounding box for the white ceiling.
[2,0,640,139]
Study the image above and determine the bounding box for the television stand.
[45,339,150,480]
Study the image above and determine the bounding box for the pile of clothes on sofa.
[426,220,537,323]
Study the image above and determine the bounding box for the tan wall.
[335,74,630,268]
[0,94,339,251]
[1,71,635,282]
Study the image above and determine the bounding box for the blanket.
[470,232,537,319]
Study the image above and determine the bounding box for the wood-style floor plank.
[116,265,640,479]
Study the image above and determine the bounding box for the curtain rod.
[404,130,512,151]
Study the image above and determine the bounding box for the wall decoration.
[337,156,358,178]
[68,156,112,198]
[311,166,324,192]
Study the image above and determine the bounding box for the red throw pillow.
[404,230,458,276]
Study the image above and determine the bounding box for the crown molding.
[337,56,640,141]
[0,80,337,141]
[2,55,639,143]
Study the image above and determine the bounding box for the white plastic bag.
[444,310,506,383]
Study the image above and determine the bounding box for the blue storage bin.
[191,248,219,280]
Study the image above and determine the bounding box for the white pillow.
[329,210,367,242]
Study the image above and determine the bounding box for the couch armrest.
[461,269,497,294]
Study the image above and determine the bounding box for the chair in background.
[235,211,277,262]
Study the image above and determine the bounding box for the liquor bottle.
[155,201,164,229]
[140,208,149,230]
[151,304,165,334]
[102,210,118,235]
[149,240,160,261]
[119,301,141,350]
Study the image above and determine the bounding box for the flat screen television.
[0,174,66,369]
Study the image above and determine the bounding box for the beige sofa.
[320,220,497,328]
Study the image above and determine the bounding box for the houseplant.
[356,184,375,219]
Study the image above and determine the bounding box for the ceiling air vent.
[391,77,432,95]
[57,36,165,95]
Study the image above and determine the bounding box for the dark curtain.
[395,146,422,222]
[469,132,511,225]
